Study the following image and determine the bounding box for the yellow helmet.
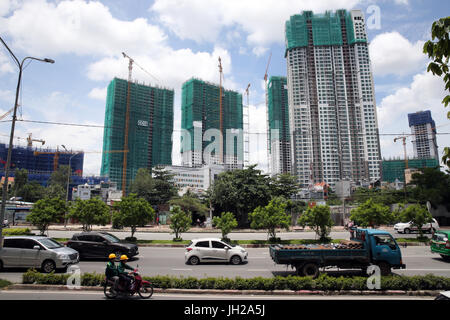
[108,253,116,260]
[120,255,129,261]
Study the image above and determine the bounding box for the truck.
[269,228,406,277]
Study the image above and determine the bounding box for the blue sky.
[0,0,449,176]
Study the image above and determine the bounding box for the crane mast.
[121,52,133,197]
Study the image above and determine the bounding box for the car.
[435,291,450,300]
[430,230,450,261]
[185,238,248,265]
[0,236,79,273]
[66,232,139,260]
[393,218,439,234]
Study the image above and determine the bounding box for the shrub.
[2,228,33,236]
[0,279,12,289]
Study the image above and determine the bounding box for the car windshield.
[433,233,448,242]
[39,238,63,249]
[102,233,120,243]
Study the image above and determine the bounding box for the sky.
[0,0,449,176]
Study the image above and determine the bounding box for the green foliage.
[249,197,290,240]
[17,181,46,203]
[12,169,28,197]
[400,204,434,238]
[26,197,66,235]
[350,199,393,228]
[129,168,155,202]
[212,211,238,240]
[149,166,178,206]
[210,165,271,227]
[269,173,299,199]
[47,165,71,199]
[2,228,33,236]
[169,194,208,217]
[423,16,450,169]
[168,205,191,240]
[410,168,450,210]
[22,270,450,292]
[112,193,155,238]
[298,205,334,241]
[69,198,111,232]
[0,278,12,289]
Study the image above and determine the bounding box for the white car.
[394,218,439,234]
[185,238,248,265]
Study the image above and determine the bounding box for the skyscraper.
[101,78,174,192]
[267,76,291,175]
[408,110,439,160]
[181,78,244,170]
[285,9,381,187]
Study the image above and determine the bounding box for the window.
[374,235,397,250]
[21,239,40,250]
[195,241,210,248]
[3,239,22,248]
[212,241,229,249]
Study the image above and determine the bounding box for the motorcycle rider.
[118,255,134,290]
[105,253,119,289]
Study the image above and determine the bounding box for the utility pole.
[218,57,223,164]
[394,135,409,202]
[0,36,54,249]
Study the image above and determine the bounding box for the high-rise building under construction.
[181,78,243,170]
[285,9,381,187]
[101,77,174,192]
[267,76,291,175]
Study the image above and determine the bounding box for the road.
[1,246,449,283]
[46,228,428,241]
[0,290,435,300]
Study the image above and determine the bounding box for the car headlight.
[58,254,70,260]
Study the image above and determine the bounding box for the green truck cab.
[431,230,450,261]
[269,228,406,277]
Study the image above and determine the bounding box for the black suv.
[66,232,139,260]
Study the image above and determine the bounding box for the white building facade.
[285,9,381,187]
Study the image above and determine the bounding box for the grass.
[0,279,12,289]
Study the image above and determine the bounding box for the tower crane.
[218,56,224,164]
[0,108,14,121]
[121,52,134,197]
[393,135,409,169]
[27,133,45,147]
[33,148,80,172]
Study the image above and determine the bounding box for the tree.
[410,168,450,210]
[350,199,393,228]
[45,184,66,200]
[249,197,290,241]
[48,165,71,189]
[212,212,238,241]
[298,205,334,241]
[269,173,299,199]
[210,165,271,227]
[149,166,178,205]
[112,193,155,239]
[26,197,66,235]
[169,193,208,220]
[168,205,191,241]
[69,198,111,232]
[423,16,450,169]
[17,181,46,203]
[400,204,434,238]
[129,168,155,203]
[12,169,28,197]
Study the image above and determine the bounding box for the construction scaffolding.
[181,78,243,168]
[101,77,174,192]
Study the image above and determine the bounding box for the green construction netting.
[267,76,290,153]
[382,158,439,182]
[101,78,174,191]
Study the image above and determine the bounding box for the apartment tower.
[285,9,381,187]
[101,77,174,192]
[267,76,291,175]
[181,78,243,170]
[408,110,439,160]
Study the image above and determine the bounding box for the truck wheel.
[377,262,391,276]
[302,263,320,278]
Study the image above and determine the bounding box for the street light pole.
[64,152,80,227]
[0,36,54,248]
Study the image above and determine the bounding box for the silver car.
[185,238,248,265]
[0,236,79,273]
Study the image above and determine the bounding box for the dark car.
[66,232,139,260]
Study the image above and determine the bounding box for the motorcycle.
[104,268,153,299]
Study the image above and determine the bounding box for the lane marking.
[171,268,192,271]
[397,269,450,271]
[247,269,269,272]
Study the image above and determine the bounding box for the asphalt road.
[45,228,428,241]
[0,246,449,283]
[0,290,435,300]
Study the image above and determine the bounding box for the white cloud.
[369,32,427,77]
[0,0,21,17]
[377,70,449,159]
[1,0,167,57]
[88,87,107,101]
[0,51,15,74]
[252,46,269,57]
[150,0,361,49]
